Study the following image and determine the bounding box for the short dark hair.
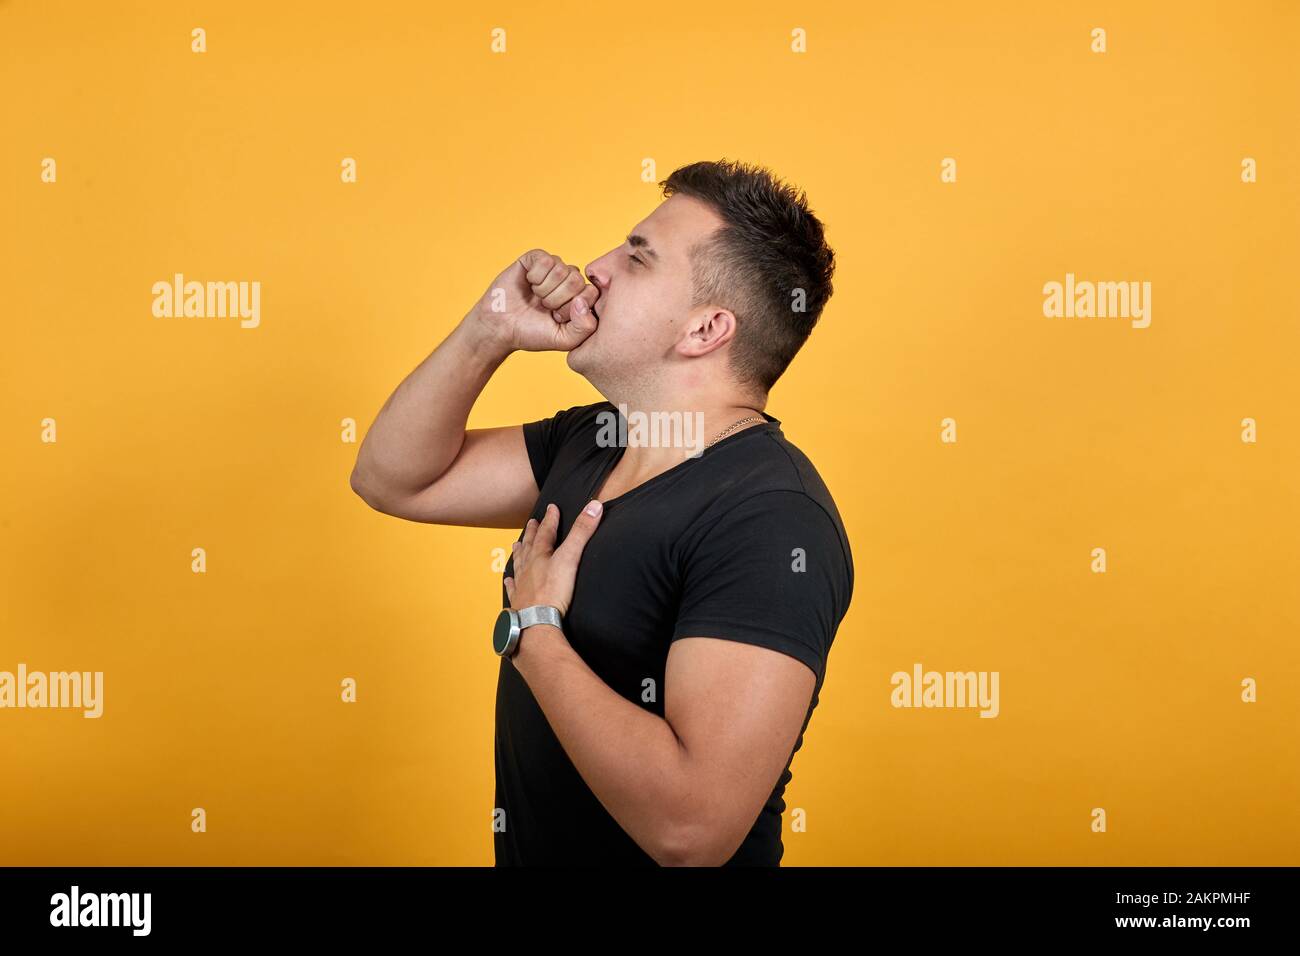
[659,159,836,393]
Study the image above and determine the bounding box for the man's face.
[567,194,724,396]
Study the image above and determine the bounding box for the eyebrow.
[626,233,659,261]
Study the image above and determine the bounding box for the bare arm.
[511,627,814,865]
[349,249,601,529]
[349,315,537,528]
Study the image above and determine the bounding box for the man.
[350,159,853,866]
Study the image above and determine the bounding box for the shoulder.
[682,428,854,583]
[521,399,620,455]
[672,430,856,686]
[528,399,617,434]
[522,400,617,488]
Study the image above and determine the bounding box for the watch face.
[492,609,516,656]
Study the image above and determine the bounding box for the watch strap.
[517,605,562,630]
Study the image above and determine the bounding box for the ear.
[678,306,737,359]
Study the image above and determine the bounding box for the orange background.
[1,0,1296,864]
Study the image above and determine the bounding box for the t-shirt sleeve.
[520,402,600,491]
[671,490,853,686]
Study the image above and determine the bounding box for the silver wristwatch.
[492,604,563,658]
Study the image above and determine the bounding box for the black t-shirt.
[494,400,854,865]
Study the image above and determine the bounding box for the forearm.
[351,313,510,498]
[511,625,697,865]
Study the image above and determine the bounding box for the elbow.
[649,753,747,866]
[653,817,739,868]
[349,467,386,512]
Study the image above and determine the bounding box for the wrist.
[510,623,567,675]
[459,309,516,363]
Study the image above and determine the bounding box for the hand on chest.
[524,492,684,675]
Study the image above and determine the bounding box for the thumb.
[555,288,599,342]
[555,498,604,563]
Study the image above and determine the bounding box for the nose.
[585,262,609,292]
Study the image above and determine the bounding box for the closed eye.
[627,254,644,267]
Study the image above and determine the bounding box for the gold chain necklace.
[704,414,764,450]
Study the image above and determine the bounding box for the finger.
[539,265,585,310]
[553,289,599,347]
[520,517,539,553]
[534,261,575,304]
[533,502,560,555]
[511,539,524,575]
[557,285,599,325]
[504,575,515,605]
[555,498,604,563]
[518,250,556,286]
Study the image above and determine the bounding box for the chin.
[567,349,612,394]
[565,345,592,377]
[569,335,598,369]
